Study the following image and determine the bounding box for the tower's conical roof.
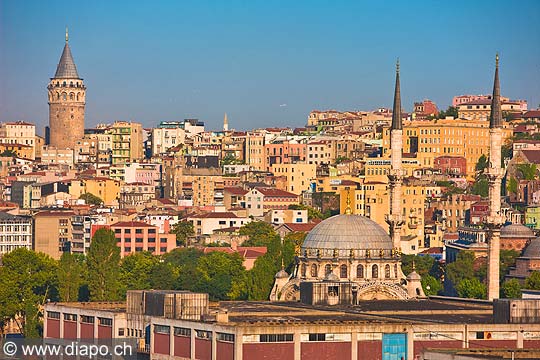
[391,59,402,130]
[54,41,80,79]
[489,54,502,129]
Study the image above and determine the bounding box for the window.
[324,264,332,275]
[308,333,326,341]
[196,330,212,340]
[118,328,125,336]
[310,264,318,277]
[340,264,347,278]
[356,264,364,278]
[98,318,112,327]
[217,333,235,342]
[174,327,191,337]
[64,313,77,321]
[372,264,378,279]
[260,334,293,342]
[135,229,143,234]
[80,315,94,324]
[385,264,391,278]
[47,311,60,319]
[301,263,307,277]
[154,325,170,334]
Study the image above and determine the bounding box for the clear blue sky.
[1,0,539,133]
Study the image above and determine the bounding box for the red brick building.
[434,156,467,176]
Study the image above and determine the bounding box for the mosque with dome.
[270,62,425,303]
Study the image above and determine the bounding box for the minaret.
[223,113,229,132]
[47,28,86,149]
[486,54,505,301]
[386,59,404,251]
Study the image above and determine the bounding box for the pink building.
[109,221,177,257]
[264,141,306,171]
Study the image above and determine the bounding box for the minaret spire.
[386,58,405,251]
[65,26,69,43]
[223,113,229,131]
[486,53,504,301]
[391,58,402,130]
[489,53,502,129]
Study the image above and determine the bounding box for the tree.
[471,176,489,197]
[500,250,520,280]
[401,254,436,277]
[164,248,203,291]
[120,252,160,292]
[501,279,522,298]
[517,163,537,181]
[170,220,194,246]
[445,251,475,294]
[58,253,85,302]
[149,262,178,290]
[475,154,489,172]
[456,278,486,299]
[421,274,443,296]
[436,106,458,119]
[193,251,247,300]
[87,229,122,301]
[507,176,518,194]
[0,149,17,157]
[525,271,540,290]
[79,192,103,205]
[0,248,58,337]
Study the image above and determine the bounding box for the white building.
[0,121,37,159]
[0,212,32,256]
[188,212,251,236]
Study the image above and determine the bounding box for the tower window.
[310,264,318,277]
[385,264,391,278]
[324,264,332,276]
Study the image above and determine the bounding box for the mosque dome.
[275,269,289,279]
[301,214,393,251]
[522,237,540,259]
[501,224,535,238]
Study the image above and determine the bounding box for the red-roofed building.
[434,156,466,176]
[470,201,490,225]
[244,187,300,217]
[108,221,177,258]
[223,187,248,210]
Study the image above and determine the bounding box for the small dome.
[407,271,421,281]
[501,224,535,238]
[275,269,289,279]
[302,214,393,251]
[522,237,540,258]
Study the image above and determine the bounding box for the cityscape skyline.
[1,0,540,132]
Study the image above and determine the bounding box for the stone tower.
[386,59,404,251]
[223,113,229,132]
[47,29,85,149]
[487,54,505,301]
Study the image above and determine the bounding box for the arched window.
[394,264,398,278]
[357,264,364,278]
[372,264,378,279]
[63,81,66,87]
[56,92,60,100]
[310,264,318,278]
[301,263,307,277]
[325,264,332,276]
[385,264,391,279]
[62,92,67,101]
[77,93,80,101]
[340,264,348,278]
[69,93,74,100]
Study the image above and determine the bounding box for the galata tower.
[47,29,85,148]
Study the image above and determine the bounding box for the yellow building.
[339,180,442,254]
[109,121,143,165]
[271,163,316,195]
[364,157,421,182]
[381,118,512,178]
[0,143,34,160]
[34,210,75,260]
[70,177,121,206]
[245,131,266,171]
[182,168,224,207]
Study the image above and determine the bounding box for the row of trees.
[0,223,303,337]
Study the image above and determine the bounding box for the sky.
[1,0,539,133]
